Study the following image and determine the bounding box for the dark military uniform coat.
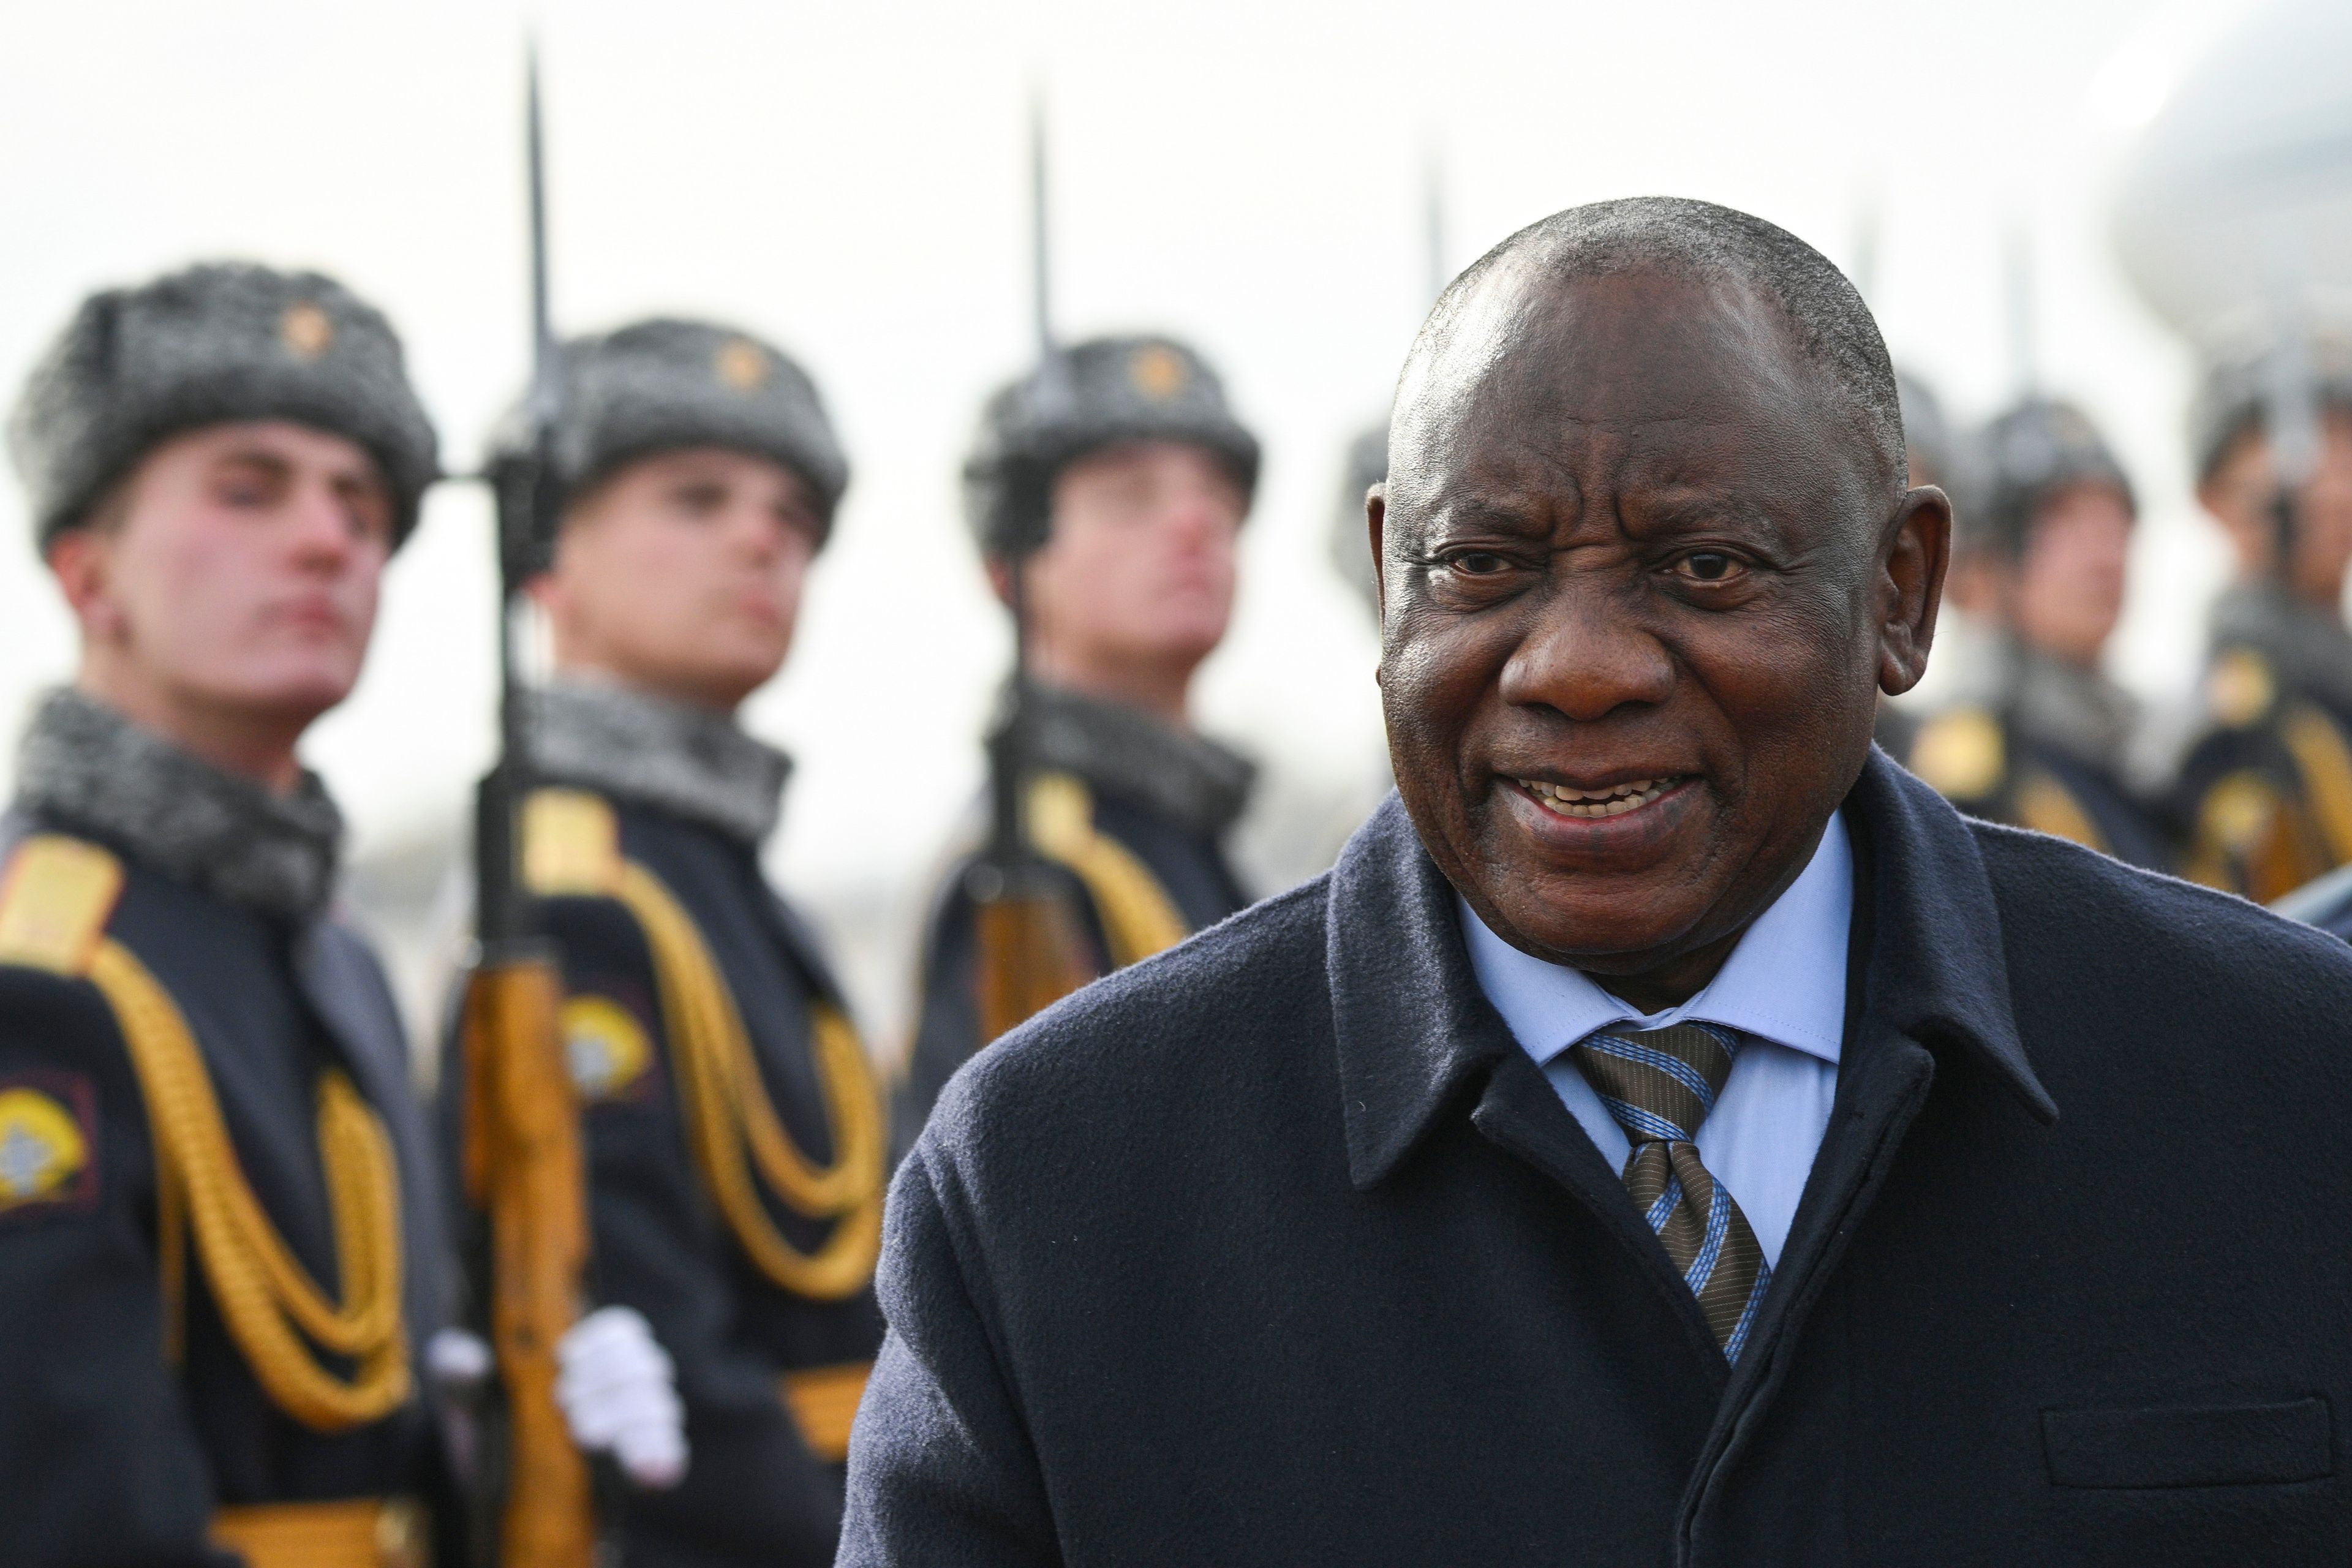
[893,685,1254,1157]
[0,694,454,1568]
[456,681,883,1568]
[847,753,2352,1567]
[2174,582,2352,900]
[1899,643,2170,872]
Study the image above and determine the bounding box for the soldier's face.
[538,447,821,712]
[1023,442,1243,699]
[2201,412,2352,607]
[1377,266,1945,1008]
[2014,481,2132,668]
[49,420,393,739]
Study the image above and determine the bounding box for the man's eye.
[1675,551,1741,582]
[1442,551,1513,576]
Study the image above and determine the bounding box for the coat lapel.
[1671,751,2061,1558]
[1326,793,1512,1191]
[291,919,450,1345]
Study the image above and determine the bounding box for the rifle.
[968,94,1092,1042]
[456,42,597,1568]
[2258,296,2322,594]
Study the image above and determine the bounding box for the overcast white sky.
[0,0,2275,1031]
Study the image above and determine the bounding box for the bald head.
[1396,196,1904,507]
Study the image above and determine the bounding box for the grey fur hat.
[2187,331,2352,485]
[500,317,848,551]
[1971,396,2134,559]
[964,333,1260,557]
[8,262,439,551]
[1328,420,1387,619]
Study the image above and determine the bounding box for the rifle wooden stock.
[974,889,1090,1044]
[461,954,594,1568]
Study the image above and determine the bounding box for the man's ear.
[1877,484,1950,697]
[522,568,562,616]
[984,555,1015,609]
[1366,483,1387,609]
[44,528,127,644]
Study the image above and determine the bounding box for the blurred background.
[2,0,2344,1052]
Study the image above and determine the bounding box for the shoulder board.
[1025,771,1096,861]
[0,835,125,977]
[1907,707,2007,802]
[2205,646,2277,730]
[524,788,623,897]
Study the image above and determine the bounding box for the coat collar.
[530,677,792,850]
[12,688,345,921]
[1330,748,2055,1191]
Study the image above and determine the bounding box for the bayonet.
[456,42,597,1568]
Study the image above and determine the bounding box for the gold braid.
[611,863,883,1301]
[87,940,409,1430]
[1025,773,1191,969]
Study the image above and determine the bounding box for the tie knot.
[1574,1022,1740,1146]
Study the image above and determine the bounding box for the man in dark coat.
[448,318,886,1567]
[842,198,2352,1566]
[0,263,461,1566]
[892,335,1261,1156]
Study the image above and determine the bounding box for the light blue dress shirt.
[1458,812,1852,1267]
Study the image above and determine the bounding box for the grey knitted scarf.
[13,688,344,920]
[529,677,791,848]
[1019,684,1256,840]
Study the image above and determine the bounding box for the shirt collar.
[1327,755,2052,1194]
[1459,812,1854,1068]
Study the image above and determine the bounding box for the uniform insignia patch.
[1129,344,1188,400]
[563,995,654,1102]
[2199,771,2282,854]
[279,301,335,360]
[2206,647,2275,729]
[715,337,770,391]
[0,1074,97,1220]
[1909,707,2005,802]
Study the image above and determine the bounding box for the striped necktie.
[1574,1021,1771,1362]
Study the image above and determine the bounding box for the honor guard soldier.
[463,318,886,1566]
[1904,397,2170,867]
[892,334,1261,1153]
[2171,333,2352,902]
[0,263,458,1566]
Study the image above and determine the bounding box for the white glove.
[556,1305,689,1490]
[424,1327,495,1393]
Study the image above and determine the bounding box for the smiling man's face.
[1375,261,1945,1005]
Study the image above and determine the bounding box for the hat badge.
[279,301,335,360]
[715,338,770,391]
[1129,344,1189,401]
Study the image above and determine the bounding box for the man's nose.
[725,499,788,561]
[1161,490,1226,549]
[1498,579,1676,722]
[285,482,356,565]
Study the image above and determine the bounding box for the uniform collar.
[1011,683,1256,840]
[530,676,791,849]
[1459,811,1852,1069]
[11,688,344,922]
[2008,643,2138,773]
[2211,581,2352,717]
[1330,751,2054,1192]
